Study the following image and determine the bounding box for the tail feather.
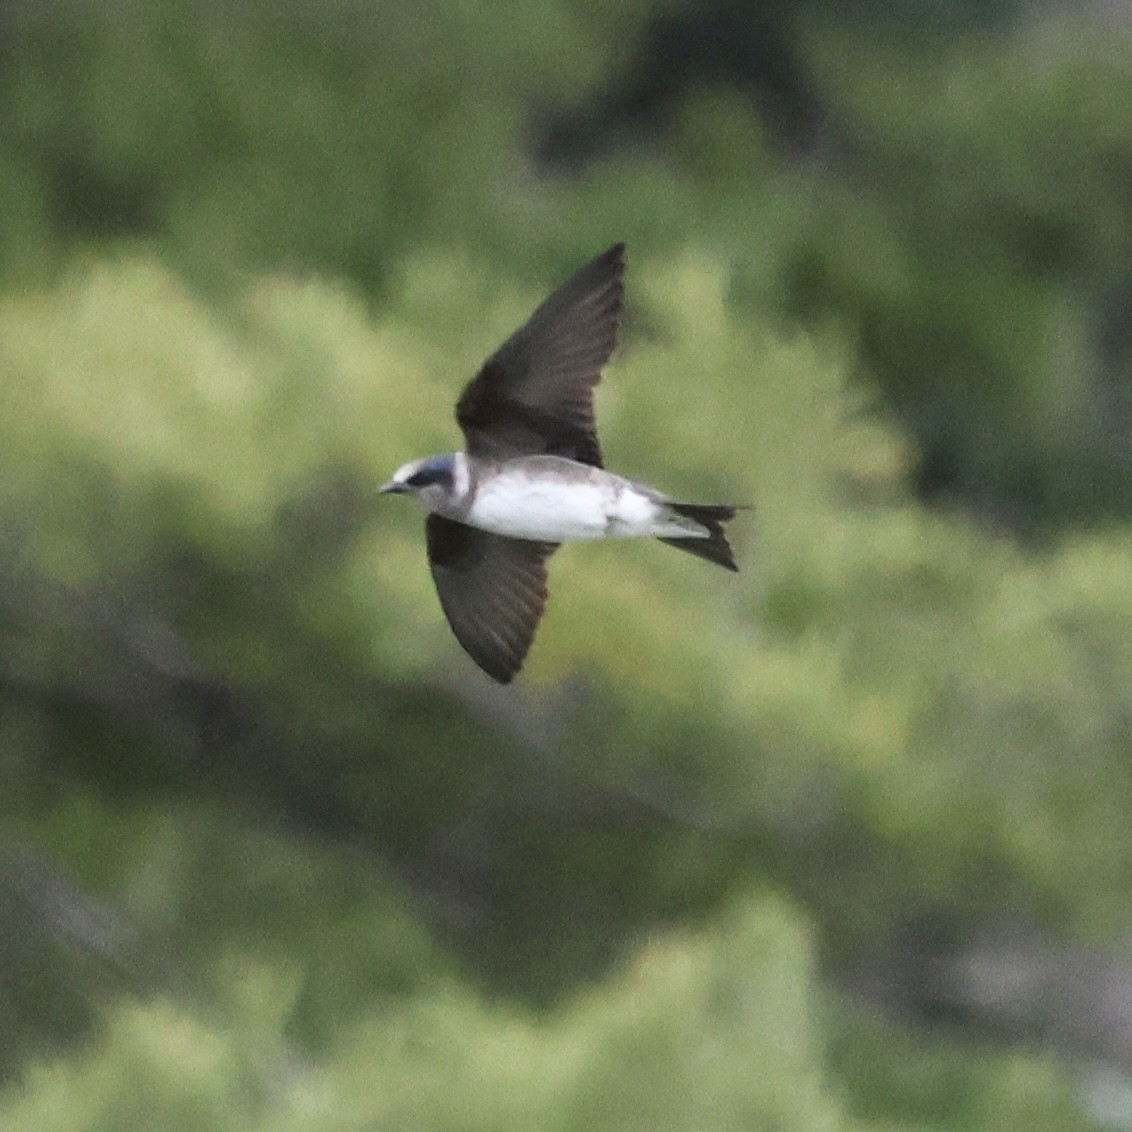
[660,502,744,572]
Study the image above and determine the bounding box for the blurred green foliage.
[0,0,1129,1129]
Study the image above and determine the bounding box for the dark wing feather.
[426,514,559,683]
[455,244,625,468]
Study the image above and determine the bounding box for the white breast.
[470,474,613,541]
[465,462,701,543]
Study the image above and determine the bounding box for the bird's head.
[379,453,461,510]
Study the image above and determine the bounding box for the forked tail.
[660,502,744,572]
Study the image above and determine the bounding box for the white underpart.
[451,451,471,498]
[465,457,708,543]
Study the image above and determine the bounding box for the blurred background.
[1,0,1131,1128]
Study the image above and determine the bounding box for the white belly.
[465,466,700,543]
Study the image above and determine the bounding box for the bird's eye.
[406,467,450,488]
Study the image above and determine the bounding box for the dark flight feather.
[426,514,559,683]
[455,244,625,468]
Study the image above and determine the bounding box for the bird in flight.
[381,244,742,683]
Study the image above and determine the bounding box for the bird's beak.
[379,480,407,495]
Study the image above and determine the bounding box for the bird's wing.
[454,244,625,468]
[426,514,559,683]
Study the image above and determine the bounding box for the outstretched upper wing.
[454,244,625,469]
[426,514,559,683]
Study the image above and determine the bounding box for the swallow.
[381,244,742,683]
